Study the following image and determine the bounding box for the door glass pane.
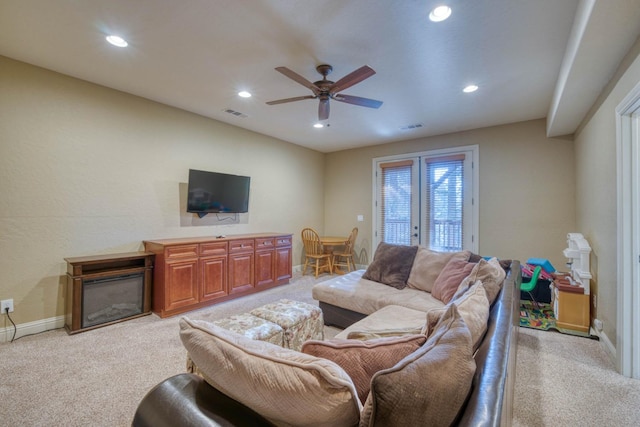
[380,161,412,245]
[425,156,464,252]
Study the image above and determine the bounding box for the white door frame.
[616,80,640,379]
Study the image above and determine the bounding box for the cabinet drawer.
[229,239,255,253]
[166,244,198,259]
[255,238,275,250]
[200,241,228,256]
[275,236,292,247]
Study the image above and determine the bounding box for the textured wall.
[574,46,640,350]
[0,56,325,326]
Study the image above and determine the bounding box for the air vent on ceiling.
[222,108,248,118]
[400,123,424,131]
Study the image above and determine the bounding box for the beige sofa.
[133,244,520,427]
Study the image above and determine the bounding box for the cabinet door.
[200,256,228,301]
[165,259,199,311]
[255,249,275,288]
[229,252,254,294]
[275,245,292,283]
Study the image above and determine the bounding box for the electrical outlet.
[1,299,14,313]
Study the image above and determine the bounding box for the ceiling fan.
[266,64,383,121]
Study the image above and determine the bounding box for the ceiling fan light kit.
[266,64,383,121]
[429,5,452,22]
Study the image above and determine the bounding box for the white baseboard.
[590,326,617,368]
[0,315,65,343]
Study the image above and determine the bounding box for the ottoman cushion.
[212,313,284,346]
[250,299,324,351]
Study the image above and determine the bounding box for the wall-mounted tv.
[187,169,251,217]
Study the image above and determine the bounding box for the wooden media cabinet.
[144,233,292,318]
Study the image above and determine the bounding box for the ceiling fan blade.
[333,94,383,109]
[266,95,316,105]
[275,67,320,95]
[329,65,376,94]
[318,98,330,121]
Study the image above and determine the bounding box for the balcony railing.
[383,219,461,251]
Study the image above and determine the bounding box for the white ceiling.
[1,0,640,153]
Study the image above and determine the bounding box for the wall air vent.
[222,108,248,118]
[400,123,424,130]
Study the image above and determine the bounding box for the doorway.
[616,80,640,379]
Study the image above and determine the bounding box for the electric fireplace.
[65,252,153,334]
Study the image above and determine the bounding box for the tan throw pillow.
[425,280,490,350]
[431,250,474,303]
[462,257,506,304]
[362,242,418,289]
[407,247,458,292]
[360,305,476,427]
[302,334,427,404]
[179,317,361,427]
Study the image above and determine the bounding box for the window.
[373,146,478,252]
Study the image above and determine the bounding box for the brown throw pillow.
[359,304,476,427]
[302,334,427,404]
[431,250,473,303]
[362,242,418,289]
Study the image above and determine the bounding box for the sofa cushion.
[431,250,474,303]
[302,334,427,404]
[334,304,429,340]
[426,280,490,350]
[457,257,506,305]
[362,242,418,289]
[359,304,476,427]
[407,247,458,292]
[179,317,361,427]
[312,270,445,315]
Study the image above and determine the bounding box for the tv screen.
[187,169,250,216]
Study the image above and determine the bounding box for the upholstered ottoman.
[250,299,324,351]
[210,313,285,346]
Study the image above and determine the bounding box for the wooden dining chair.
[301,228,332,277]
[332,227,358,274]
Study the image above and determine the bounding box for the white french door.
[373,145,478,252]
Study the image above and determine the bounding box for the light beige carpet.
[1,272,638,426]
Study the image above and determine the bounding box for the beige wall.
[0,56,325,326]
[574,44,640,349]
[324,119,576,271]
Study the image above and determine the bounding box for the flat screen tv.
[187,169,250,217]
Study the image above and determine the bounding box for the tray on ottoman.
[250,299,324,351]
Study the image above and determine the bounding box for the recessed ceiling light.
[106,35,128,47]
[238,91,252,98]
[429,5,452,22]
[463,84,479,93]
[313,123,324,128]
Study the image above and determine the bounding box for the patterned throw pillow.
[302,334,427,404]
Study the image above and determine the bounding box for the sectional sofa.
[133,244,521,427]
